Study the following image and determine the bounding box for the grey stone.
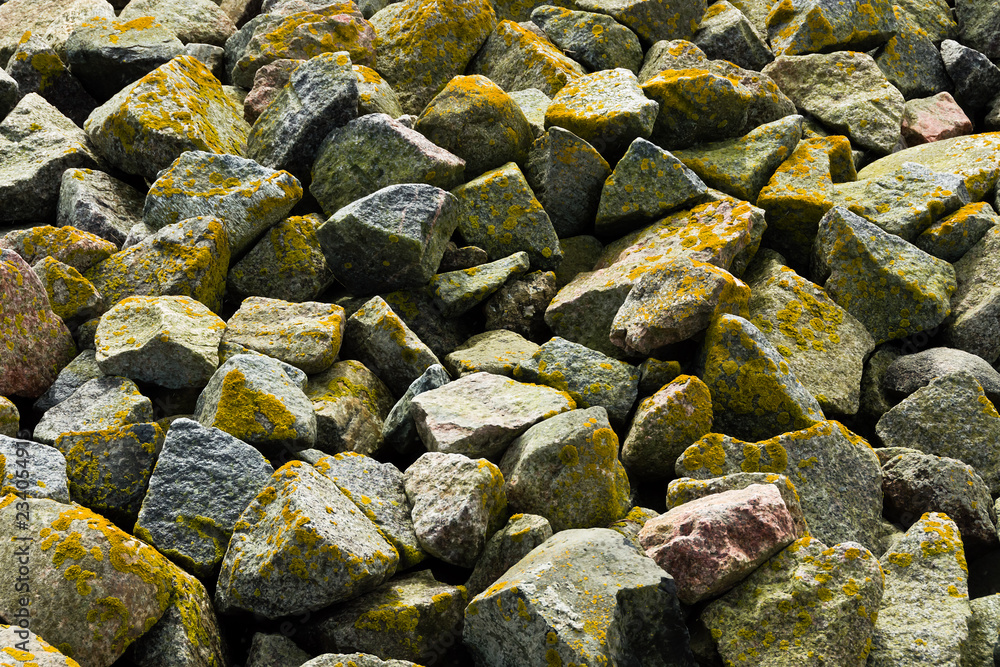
[0,435,70,502]
[444,330,540,379]
[119,0,237,47]
[766,0,896,56]
[306,361,394,457]
[56,168,143,247]
[133,418,274,577]
[33,349,103,414]
[245,633,312,667]
[693,0,772,72]
[483,269,558,341]
[4,33,96,126]
[380,363,451,454]
[607,577,697,667]
[941,39,1000,115]
[943,227,1000,363]
[463,513,553,600]
[883,347,1000,403]
[33,376,152,445]
[530,6,643,74]
[964,594,1000,667]
[429,252,530,318]
[874,5,951,100]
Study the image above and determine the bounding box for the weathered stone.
[310,112,464,216]
[143,151,302,257]
[317,184,458,294]
[916,201,998,263]
[693,0,772,71]
[30,256,103,329]
[56,169,144,247]
[84,55,249,182]
[119,0,237,47]
[874,5,950,100]
[33,376,152,445]
[0,435,70,502]
[463,513,553,599]
[572,0,705,48]
[33,349,103,414]
[508,88,551,138]
[429,252,530,318]
[941,38,1000,115]
[766,0,896,56]
[0,625,80,666]
[305,361,394,456]
[0,398,17,438]
[483,269,558,340]
[444,331,539,379]
[215,461,398,618]
[943,227,1000,362]
[245,633,312,667]
[381,363,451,453]
[5,33,97,126]
[702,536,883,667]
[133,418,274,577]
[676,421,885,552]
[0,94,102,223]
[410,372,575,458]
[883,347,1000,403]
[530,5,643,74]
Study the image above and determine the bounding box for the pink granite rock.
[0,249,77,398]
[638,483,797,604]
[243,58,302,124]
[901,92,973,146]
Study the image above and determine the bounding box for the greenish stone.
[453,162,562,271]
[676,420,885,549]
[313,451,424,569]
[700,313,825,442]
[869,512,970,666]
[692,0,773,72]
[666,472,809,537]
[429,252,530,317]
[413,74,533,179]
[833,162,970,242]
[118,0,235,47]
[812,206,956,345]
[553,235,602,289]
[530,5,643,73]
[525,127,610,238]
[874,5,950,99]
[895,0,957,42]
[444,330,540,378]
[463,513,553,599]
[595,137,708,236]
[964,594,1000,667]
[500,406,630,532]
[33,376,153,445]
[621,374,712,480]
[306,360,394,456]
[637,357,682,396]
[355,64,403,117]
[515,336,638,425]
[762,51,904,154]
[571,0,705,48]
[381,288,475,359]
[508,88,551,139]
[310,113,465,217]
[876,370,1000,495]
[914,201,999,263]
[942,226,1000,362]
[702,537,883,667]
[745,250,875,415]
[0,398,16,438]
[674,114,802,205]
[31,256,104,329]
[766,0,896,57]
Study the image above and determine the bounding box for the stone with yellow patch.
[429,252,531,318]
[306,361,395,457]
[56,168,145,248]
[765,0,896,57]
[530,5,643,74]
[215,460,399,618]
[5,33,96,126]
[444,330,540,379]
[0,435,70,502]
[33,376,153,446]
[464,513,552,599]
[914,201,1000,263]
[0,623,82,666]
[869,512,970,666]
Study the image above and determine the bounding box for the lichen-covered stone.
[369,0,496,115]
[452,162,562,272]
[94,295,225,389]
[0,398,17,438]
[118,0,236,47]
[964,594,1000,667]
[595,137,707,236]
[63,16,186,101]
[30,256,103,330]
[673,114,802,205]
[215,461,398,618]
[766,0,896,57]
[833,162,970,242]
[700,313,825,441]
[0,94,102,223]
[463,513,553,599]
[227,213,335,303]
[1,225,117,275]
[465,20,584,100]
[873,5,949,100]
[530,5,643,74]
[0,0,113,64]
[915,201,998,263]
[228,4,375,89]
[84,55,249,182]
[509,88,552,139]
[882,451,997,551]
[354,64,402,117]
[621,374,712,480]
[514,336,638,425]
[463,527,674,667]
[340,296,441,396]
[0,498,176,667]
[85,215,230,313]
[444,330,540,379]
[701,536,884,667]
[410,371,575,458]
[241,58,300,124]
[763,52,904,154]
[482,268,557,340]
[33,350,103,414]
[544,68,657,161]
[693,0,773,71]
[572,0,705,48]
[6,33,97,126]
[0,625,81,666]
[745,251,875,415]
[310,112,465,216]
[524,127,610,238]
[53,422,161,526]
[0,435,70,502]
[246,51,359,179]
[222,296,344,374]
[143,151,302,257]
[133,418,274,577]
[403,452,506,568]
[316,184,459,295]
[812,206,956,345]
[676,420,884,551]
[33,376,152,445]
[305,361,394,456]
[943,226,1000,362]
[194,353,317,456]
[429,252,530,318]
[500,406,630,532]
[56,168,144,247]
[413,74,532,179]
[876,370,1000,495]
[868,512,971,666]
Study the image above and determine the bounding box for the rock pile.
[3,0,1000,665]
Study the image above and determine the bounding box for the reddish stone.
[0,249,77,398]
[638,483,797,604]
[901,92,974,146]
[243,58,302,124]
